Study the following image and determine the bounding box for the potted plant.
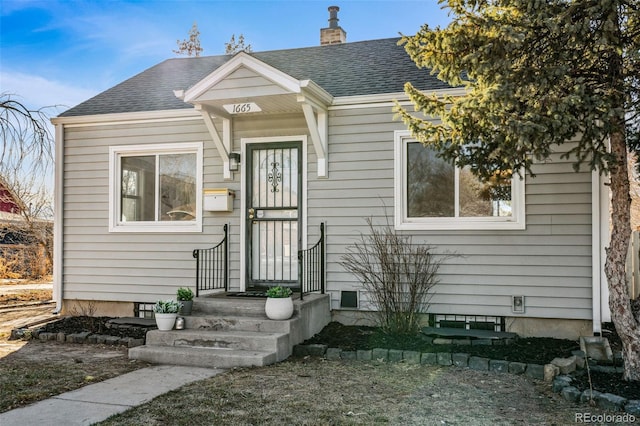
[176,287,194,315]
[153,300,182,331]
[264,286,294,320]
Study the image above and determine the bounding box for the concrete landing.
[129,345,276,368]
[0,365,223,426]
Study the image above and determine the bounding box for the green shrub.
[266,286,292,298]
[153,300,182,313]
[176,287,194,301]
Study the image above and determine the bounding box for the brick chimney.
[320,6,346,45]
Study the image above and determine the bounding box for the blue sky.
[1,0,451,114]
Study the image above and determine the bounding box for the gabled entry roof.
[176,51,334,118]
[59,37,451,117]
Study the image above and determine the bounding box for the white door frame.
[239,135,308,291]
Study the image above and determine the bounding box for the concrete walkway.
[0,282,53,292]
[0,365,224,426]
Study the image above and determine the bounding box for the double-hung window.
[394,131,525,230]
[109,142,203,232]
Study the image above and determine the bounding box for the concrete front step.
[193,297,268,317]
[127,294,331,369]
[129,345,277,368]
[145,329,291,361]
[184,314,299,334]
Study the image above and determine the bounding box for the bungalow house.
[51,6,611,357]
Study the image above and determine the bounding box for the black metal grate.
[431,314,505,332]
[340,290,358,308]
[193,224,228,296]
[134,302,155,319]
[298,223,325,300]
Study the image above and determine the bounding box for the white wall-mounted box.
[204,188,235,212]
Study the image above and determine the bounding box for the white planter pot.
[155,313,177,331]
[265,297,294,320]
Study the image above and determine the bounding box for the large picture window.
[394,131,525,230]
[109,143,203,232]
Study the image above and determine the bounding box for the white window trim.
[109,142,203,233]
[394,130,525,231]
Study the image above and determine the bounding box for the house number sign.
[223,102,262,114]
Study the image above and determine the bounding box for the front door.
[246,142,302,290]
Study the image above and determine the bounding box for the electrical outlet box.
[512,295,525,313]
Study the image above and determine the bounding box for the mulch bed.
[304,322,579,364]
[570,370,640,400]
[38,316,148,340]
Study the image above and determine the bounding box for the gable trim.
[183,52,302,103]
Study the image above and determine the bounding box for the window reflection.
[406,142,512,219]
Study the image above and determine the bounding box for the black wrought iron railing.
[298,223,325,300]
[193,224,228,297]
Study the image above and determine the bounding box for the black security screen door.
[246,142,302,289]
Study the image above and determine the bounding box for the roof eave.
[50,108,200,126]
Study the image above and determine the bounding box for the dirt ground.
[0,286,149,412]
[0,280,56,353]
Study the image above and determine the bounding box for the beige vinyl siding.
[309,105,593,320]
[200,67,290,101]
[62,114,310,302]
[63,104,594,319]
[63,118,227,302]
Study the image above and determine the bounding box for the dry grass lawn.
[0,342,149,412]
[96,358,607,426]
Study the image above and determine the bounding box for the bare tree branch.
[0,93,56,279]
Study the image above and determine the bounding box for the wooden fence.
[626,230,640,300]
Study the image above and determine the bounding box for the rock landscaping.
[10,316,155,348]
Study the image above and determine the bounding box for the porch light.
[228,152,241,172]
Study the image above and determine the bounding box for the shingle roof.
[60,37,451,117]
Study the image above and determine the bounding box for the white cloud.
[0,70,97,111]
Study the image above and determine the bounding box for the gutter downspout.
[600,172,612,324]
[592,170,602,334]
[591,170,613,335]
[53,123,64,313]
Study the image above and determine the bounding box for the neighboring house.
[0,180,52,278]
[0,180,22,217]
[51,8,611,339]
[0,180,24,247]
